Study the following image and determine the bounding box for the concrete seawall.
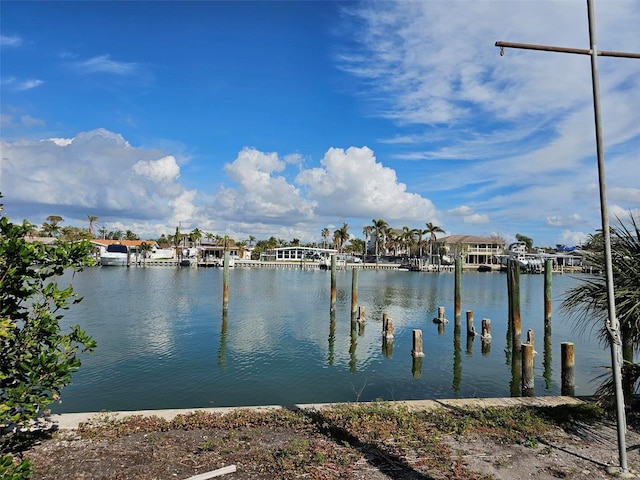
[50,395,584,430]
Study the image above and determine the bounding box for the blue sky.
[1,1,639,247]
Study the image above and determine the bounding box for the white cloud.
[1,129,195,228]
[0,34,22,47]
[1,77,44,91]
[133,156,180,183]
[296,146,436,222]
[558,230,589,248]
[74,54,140,75]
[447,205,489,225]
[546,214,583,227]
[216,147,316,223]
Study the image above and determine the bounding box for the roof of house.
[439,235,505,245]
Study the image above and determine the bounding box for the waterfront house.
[437,235,506,266]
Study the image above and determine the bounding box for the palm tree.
[333,223,349,252]
[561,214,640,405]
[414,228,429,259]
[87,215,99,238]
[363,225,373,259]
[425,222,445,264]
[190,228,202,247]
[321,228,330,249]
[400,226,415,258]
[371,219,388,263]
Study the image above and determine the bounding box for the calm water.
[53,266,609,413]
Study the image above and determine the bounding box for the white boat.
[100,244,129,266]
[495,242,552,272]
[495,242,529,270]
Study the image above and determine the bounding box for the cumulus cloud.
[558,230,589,248]
[216,147,316,223]
[1,129,196,228]
[447,205,489,225]
[133,156,180,183]
[296,146,436,222]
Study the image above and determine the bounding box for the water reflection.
[53,268,608,413]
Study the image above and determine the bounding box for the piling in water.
[433,306,448,324]
[522,343,535,396]
[561,342,575,396]
[357,306,365,323]
[454,257,462,326]
[466,310,476,336]
[223,251,230,312]
[412,329,425,357]
[507,259,522,353]
[544,259,553,326]
[350,268,359,320]
[383,315,394,340]
[481,318,492,341]
[330,255,337,314]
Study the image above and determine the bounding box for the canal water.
[53,266,608,413]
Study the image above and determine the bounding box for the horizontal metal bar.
[495,41,640,59]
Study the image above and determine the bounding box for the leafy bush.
[0,206,96,476]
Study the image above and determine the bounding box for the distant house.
[437,235,505,265]
[261,246,338,262]
[199,241,248,261]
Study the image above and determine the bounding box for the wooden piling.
[433,306,448,324]
[466,310,476,336]
[222,251,230,312]
[382,313,389,333]
[358,306,365,322]
[412,329,425,357]
[561,342,575,396]
[454,257,462,326]
[507,259,522,353]
[383,317,394,339]
[544,259,553,326]
[526,329,535,348]
[481,318,492,341]
[351,268,358,320]
[522,343,535,396]
[330,255,337,314]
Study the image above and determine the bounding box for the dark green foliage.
[561,213,640,404]
[1,207,96,477]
